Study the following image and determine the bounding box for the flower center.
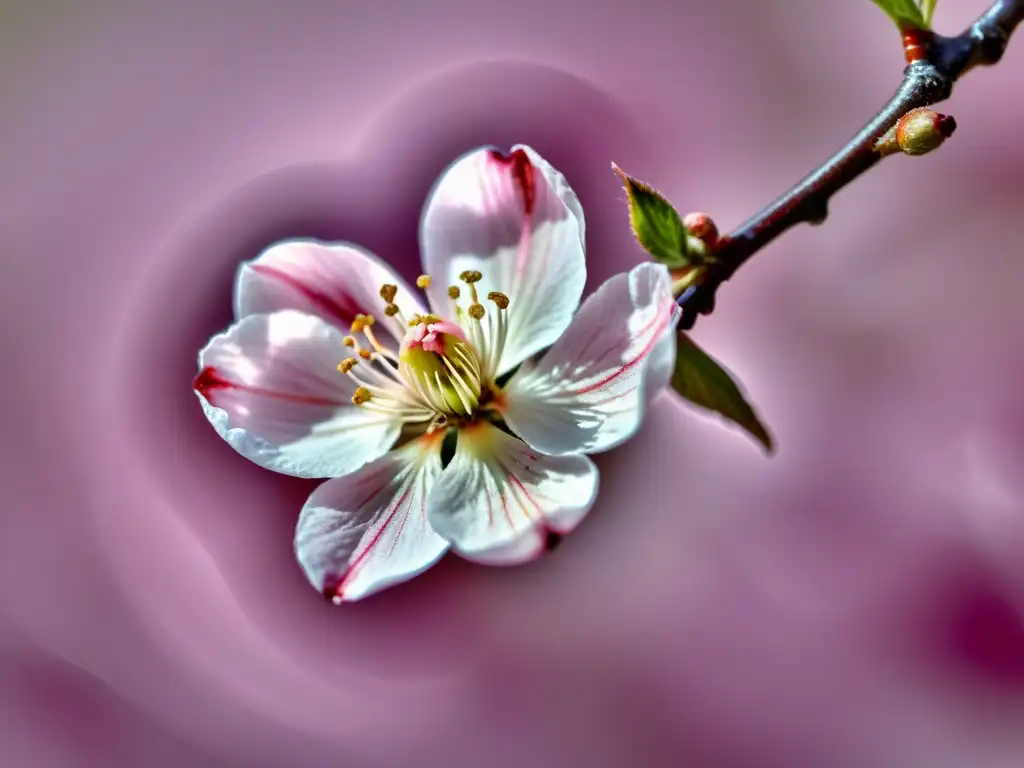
[399,317,483,417]
[335,270,510,425]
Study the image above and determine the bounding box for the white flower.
[193,145,679,602]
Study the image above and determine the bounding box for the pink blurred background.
[3,1,1023,766]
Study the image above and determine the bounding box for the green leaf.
[920,0,937,25]
[671,332,774,453]
[611,163,691,269]
[870,0,930,30]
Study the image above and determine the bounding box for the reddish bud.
[683,212,719,248]
[896,108,956,155]
[875,108,956,157]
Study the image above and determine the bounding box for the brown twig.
[678,0,1024,329]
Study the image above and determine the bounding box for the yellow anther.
[337,357,358,374]
[487,291,509,310]
[459,270,482,284]
[351,313,376,334]
[379,284,398,303]
[447,285,461,300]
[351,386,372,405]
[343,335,357,348]
[416,274,432,289]
[410,313,440,326]
[358,348,372,359]
[468,303,486,320]
[384,304,399,317]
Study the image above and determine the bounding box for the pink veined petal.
[419,145,586,375]
[501,262,679,456]
[234,239,426,345]
[517,144,585,249]
[294,436,447,602]
[427,421,599,566]
[193,310,402,479]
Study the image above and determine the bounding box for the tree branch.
[678,0,1024,329]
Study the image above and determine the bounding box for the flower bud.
[683,212,719,249]
[897,108,956,155]
[876,108,956,157]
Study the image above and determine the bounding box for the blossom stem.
[678,0,1024,329]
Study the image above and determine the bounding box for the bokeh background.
[3,0,1023,766]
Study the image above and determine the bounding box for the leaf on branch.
[870,0,934,30]
[920,0,937,25]
[672,332,774,453]
[611,163,697,269]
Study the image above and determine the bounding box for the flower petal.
[419,145,586,374]
[194,310,402,478]
[501,262,679,456]
[427,422,598,565]
[518,144,585,248]
[295,437,447,602]
[234,239,426,344]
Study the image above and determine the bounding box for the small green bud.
[876,108,957,157]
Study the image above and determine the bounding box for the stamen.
[402,369,437,411]
[379,284,398,304]
[340,320,463,419]
[486,291,510,377]
[468,303,485,320]
[450,343,479,373]
[409,313,440,326]
[340,352,392,390]
[447,286,460,300]
[350,314,375,335]
[407,368,446,413]
[438,363,474,415]
[361,323,393,359]
[356,362,422,406]
[343,356,430,414]
[360,400,434,422]
[383,303,409,328]
[460,270,482,303]
[416,274,432,289]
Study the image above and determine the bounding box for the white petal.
[501,263,679,456]
[234,239,426,344]
[427,422,598,565]
[295,437,447,602]
[194,310,402,478]
[419,145,586,374]
[518,144,585,248]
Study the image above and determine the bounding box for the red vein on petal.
[250,263,365,327]
[573,301,672,396]
[507,474,542,522]
[192,366,348,407]
[496,471,515,531]
[335,486,412,599]
[387,495,413,558]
